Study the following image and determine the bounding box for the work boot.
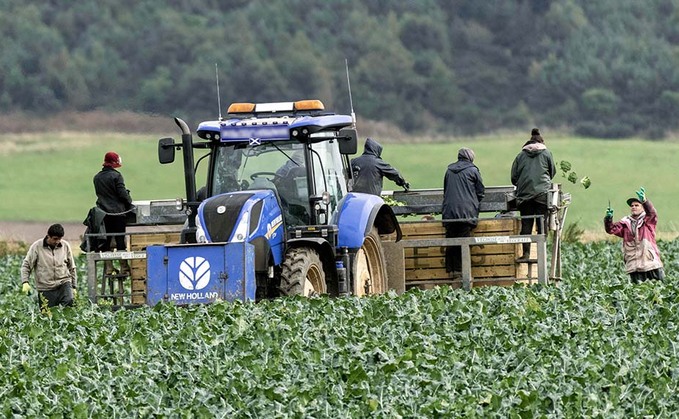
[516,243,531,263]
[104,260,116,276]
[515,254,531,263]
[120,259,131,276]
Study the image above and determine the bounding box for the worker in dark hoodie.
[511,128,556,262]
[442,148,485,277]
[351,138,410,195]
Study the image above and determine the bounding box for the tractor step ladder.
[86,250,147,307]
[101,271,130,307]
[515,258,539,285]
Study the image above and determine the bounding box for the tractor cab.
[182,100,357,236]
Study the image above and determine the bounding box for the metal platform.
[385,186,516,216]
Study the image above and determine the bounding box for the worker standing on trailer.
[93,151,133,275]
[442,148,485,277]
[511,128,556,262]
[604,187,665,283]
[20,224,77,308]
[351,138,410,195]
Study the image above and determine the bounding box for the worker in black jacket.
[351,138,409,196]
[93,151,133,275]
[442,148,485,276]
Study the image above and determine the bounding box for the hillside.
[2,1,679,138]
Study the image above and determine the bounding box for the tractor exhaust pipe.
[174,117,198,241]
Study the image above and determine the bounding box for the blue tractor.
[146,100,402,304]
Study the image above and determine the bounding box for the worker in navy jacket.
[351,138,409,195]
[442,148,485,275]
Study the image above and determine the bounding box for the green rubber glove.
[605,207,614,218]
[22,282,32,295]
[636,187,646,203]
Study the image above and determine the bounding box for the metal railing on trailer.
[383,184,570,289]
[83,199,186,307]
[85,244,146,306]
[402,232,548,290]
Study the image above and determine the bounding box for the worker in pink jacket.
[604,187,664,283]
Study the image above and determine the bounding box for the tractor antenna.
[215,63,223,121]
[345,58,356,128]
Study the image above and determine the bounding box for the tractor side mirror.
[338,128,358,155]
[158,137,176,164]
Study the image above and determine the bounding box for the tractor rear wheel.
[352,227,388,296]
[279,247,327,297]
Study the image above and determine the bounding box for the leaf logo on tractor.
[179,257,211,291]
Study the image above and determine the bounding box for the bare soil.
[0,221,85,245]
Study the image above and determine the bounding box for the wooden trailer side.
[389,217,537,290]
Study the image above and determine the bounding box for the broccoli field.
[2,241,679,417]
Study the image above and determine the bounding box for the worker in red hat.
[604,187,664,283]
[93,151,134,276]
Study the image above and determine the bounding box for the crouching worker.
[604,187,664,283]
[21,223,77,308]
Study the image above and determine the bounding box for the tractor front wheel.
[279,247,327,297]
[352,227,388,296]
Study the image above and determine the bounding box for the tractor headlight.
[175,198,185,211]
[195,216,207,243]
[321,191,331,206]
[232,210,250,242]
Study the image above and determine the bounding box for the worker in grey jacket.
[21,224,77,308]
[351,138,409,195]
[442,148,485,275]
[511,128,556,261]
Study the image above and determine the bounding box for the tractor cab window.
[212,147,244,194]
[210,139,348,227]
[211,142,311,226]
[309,140,348,223]
[212,142,297,193]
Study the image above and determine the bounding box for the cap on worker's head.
[457,147,475,162]
[103,151,122,168]
[627,197,642,206]
[530,127,544,143]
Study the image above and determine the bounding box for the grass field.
[1,131,678,238]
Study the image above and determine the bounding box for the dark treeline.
[2,0,679,138]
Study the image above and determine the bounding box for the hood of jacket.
[521,141,547,157]
[363,138,383,158]
[447,159,476,174]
